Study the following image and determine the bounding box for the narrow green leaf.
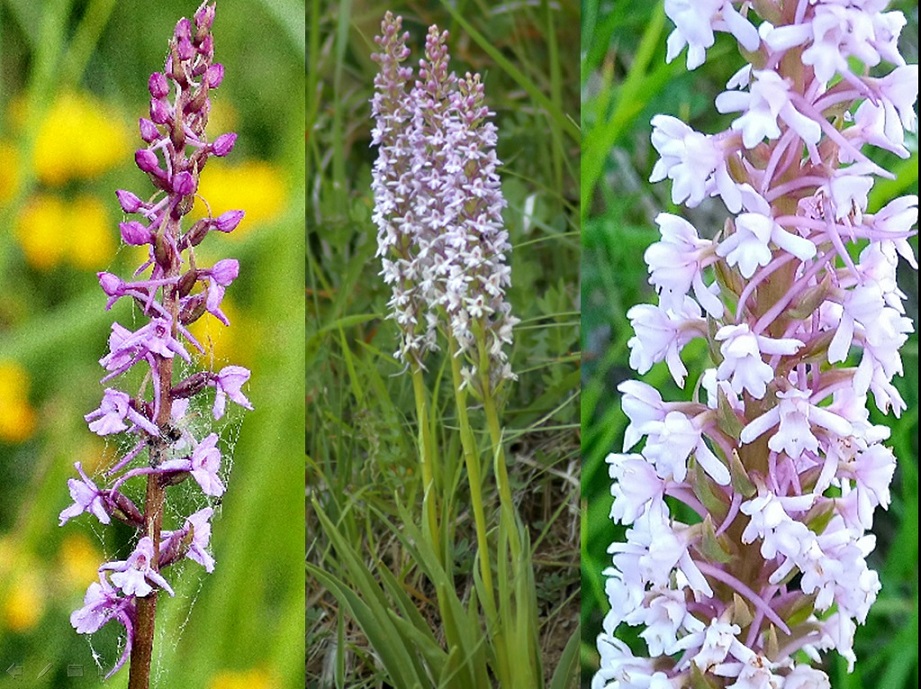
[548,627,579,689]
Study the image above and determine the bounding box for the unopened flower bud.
[170,114,186,150]
[97,272,123,296]
[150,97,171,125]
[211,132,236,156]
[177,269,198,298]
[171,371,211,399]
[172,170,196,196]
[195,3,215,34]
[148,72,169,99]
[210,259,239,286]
[135,149,160,174]
[110,491,144,529]
[119,221,151,245]
[182,219,211,248]
[174,17,192,42]
[205,63,224,88]
[139,117,160,143]
[179,294,207,324]
[187,85,209,114]
[116,189,144,214]
[213,209,244,232]
[177,36,195,61]
[154,231,172,269]
[197,35,214,62]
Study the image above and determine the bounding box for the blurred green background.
[581,1,918,688]
[0,1,304,687]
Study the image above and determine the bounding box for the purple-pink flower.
[61,3,251,678]
[370,13,517,389]
[71,575,136,677]
[159,433,225,496]
[161,507,215,572]
[211,365,253,419]
[101,537,174,598]
[59,463,110,526]
[84,388,160,436]
[189,433,225,496]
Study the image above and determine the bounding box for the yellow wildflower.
[59,533,103,590]
[3,568,44,633]
[33,92,130,185]
[209,668,274,689]
[15,194,67,270]
[188,298,248,366]
[68,194,115,269]
[195,160,286,236]
[0,140,20,204]
[0,361,37,443]
[15,193,114,270]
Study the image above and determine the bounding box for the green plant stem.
[480,380,521,562]
[411,366,441,562]
[478,339,542,687]
[447,334,512,686]
[448,336,494,610]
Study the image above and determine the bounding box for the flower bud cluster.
[59,2,251,676]
[595,1,917,687]
[371,13,517,391]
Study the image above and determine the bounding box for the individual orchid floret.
[85,388,160,436]
[649,114,742,212]
[100,537,175,598]
[639,409,731,485]
[607,453,667,526]
[210,365,253,419]
[646,213,724,317]
[159,433,226,497]
[714,324,803,399]
[626,298,707,385]
[188,433,225,496]
[740,387,854,458]
[595,0,917,685]
[59,463,111,526]
[71,575,136,677]
[201,258,239,325]
[664,0,760,70]
[715,69,822,148]
[717,186,817,278]
[99,319,191,380]
[160,507,215,572]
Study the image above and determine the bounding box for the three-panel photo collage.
[0,0,917,687]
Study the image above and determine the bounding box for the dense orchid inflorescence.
[60,2,251,677]
[371,12,517,392]
[596,1,917,687]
